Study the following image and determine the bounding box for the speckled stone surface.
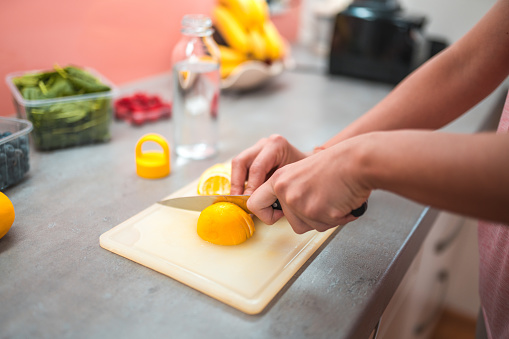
[0,64,505,339]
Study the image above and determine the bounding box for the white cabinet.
[375,212,468,339]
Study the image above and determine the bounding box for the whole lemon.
[0,192,15,239]
[197,202,254,246]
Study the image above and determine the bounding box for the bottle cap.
[135,134,171,179]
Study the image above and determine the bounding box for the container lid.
[135,134,170,179]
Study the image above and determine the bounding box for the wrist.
[347,132,382,192]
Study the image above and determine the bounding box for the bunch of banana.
[212,0,286,79]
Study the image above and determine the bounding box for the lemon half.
[197,202,255,246]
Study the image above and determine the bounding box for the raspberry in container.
[114,92,171,126]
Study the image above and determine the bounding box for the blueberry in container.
[0,117,33,190]
[6,66,117,151]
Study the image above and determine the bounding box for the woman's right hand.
[230,134,308,195]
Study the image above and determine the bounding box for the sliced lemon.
[197,163,231,195]
[241,218,255,237]
[197,202,255,246]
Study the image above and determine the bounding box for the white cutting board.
[100,180,340,314]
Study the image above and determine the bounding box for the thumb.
[247,181,284,225]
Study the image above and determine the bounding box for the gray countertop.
[1,63,506,339]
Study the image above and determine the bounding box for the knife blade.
[158,195,367,217]
[158,195,281,214]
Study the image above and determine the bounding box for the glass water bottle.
[172,14,221,160]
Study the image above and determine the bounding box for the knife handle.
[272,200,367,217]
[351,201,368,217]
[272,200,282,210]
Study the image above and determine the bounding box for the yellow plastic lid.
[135,134,170,179]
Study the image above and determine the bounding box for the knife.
[158,195,367,217]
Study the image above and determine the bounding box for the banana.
[220,62,242,79]
[213,5,250,54]
[218,45,247,64]
[262,21,284,60]
[217,46,247,79]
[248,29,267,61]
[218,0,266,29]
[213,0,285,78]
[218,0,251,26]
[249,0,269,28]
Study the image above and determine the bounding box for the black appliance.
[328,0,445,84]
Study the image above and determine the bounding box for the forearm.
[354,130,509,223]
[324,0,509,148]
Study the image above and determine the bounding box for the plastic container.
[6,68,117,151]
[0,117,33,190]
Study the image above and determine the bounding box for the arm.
[324,0,509,146]
[362,131,509,224]
[248,131,509,233]
[232,0,509,196]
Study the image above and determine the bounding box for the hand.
[230,134,308,195]
[247,138,372,234]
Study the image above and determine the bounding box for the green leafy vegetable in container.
[12,65,114,151]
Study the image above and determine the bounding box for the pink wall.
[0,0,299,118]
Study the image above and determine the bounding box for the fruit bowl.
[220,59,286,90]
